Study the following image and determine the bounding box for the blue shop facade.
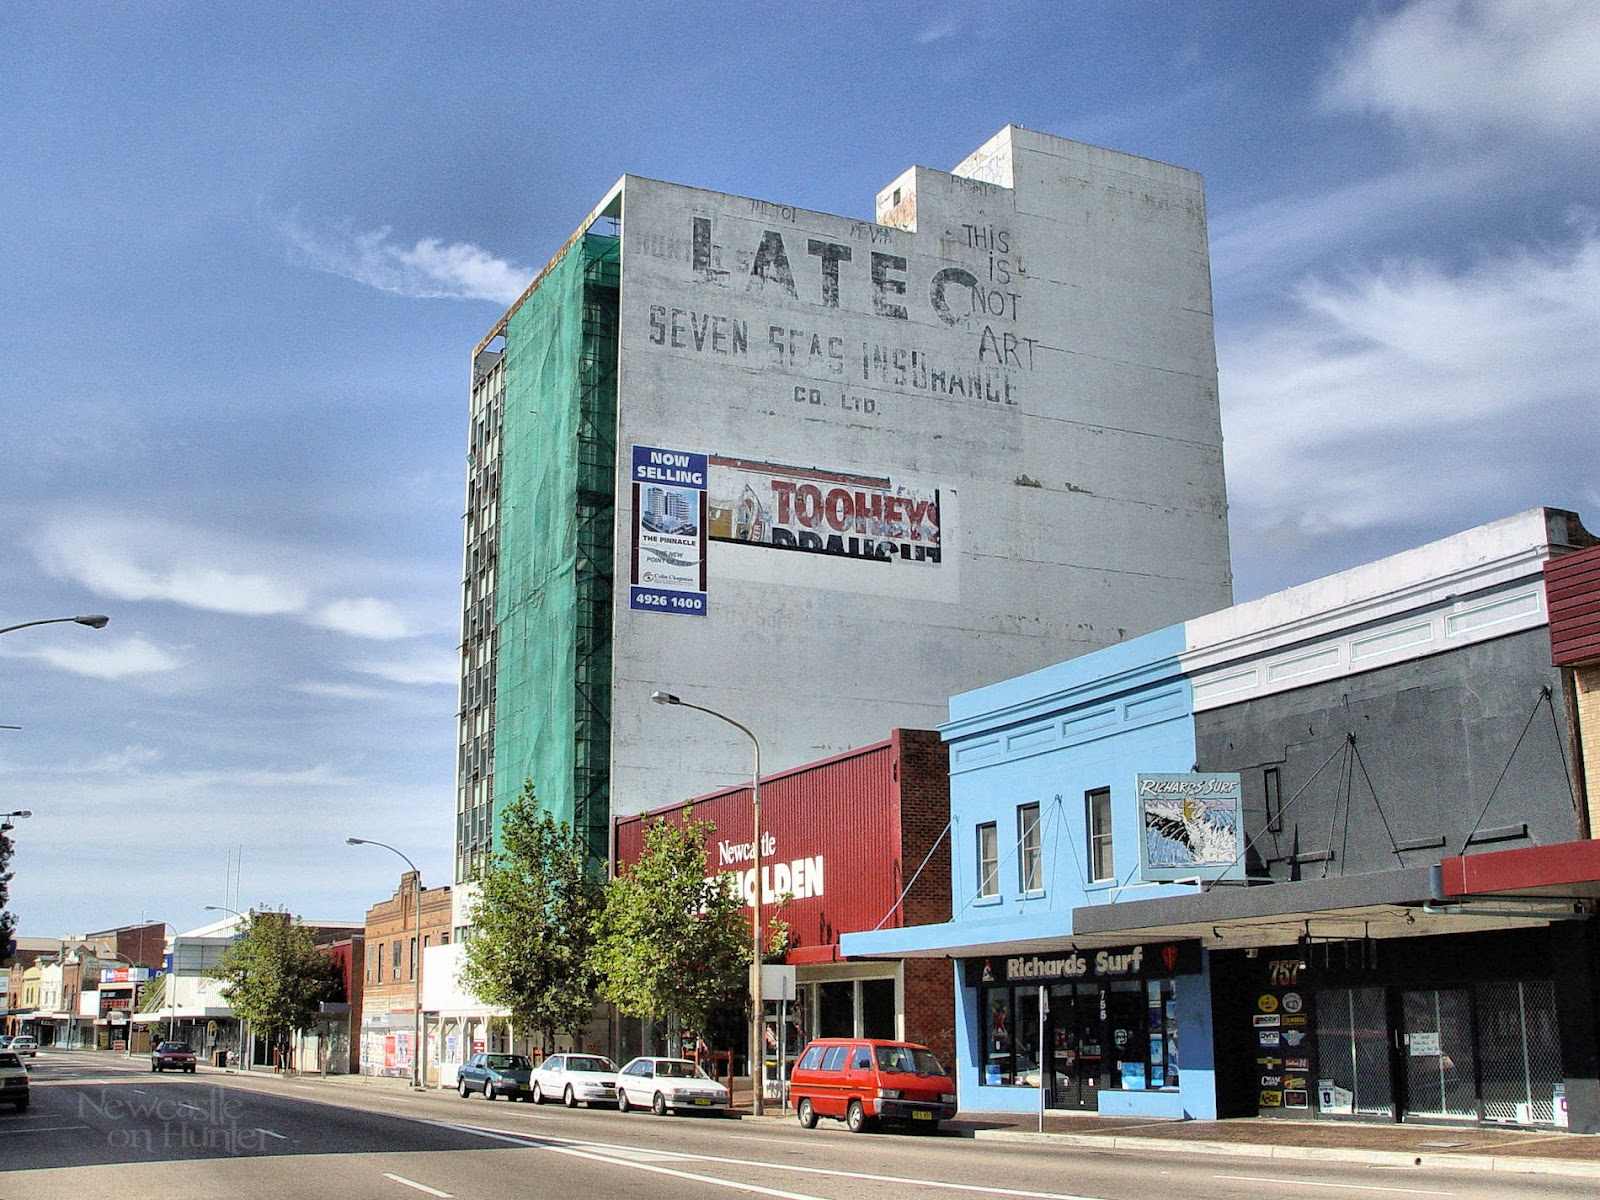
[843,510,1600,1129]
[844,624,1230,1119]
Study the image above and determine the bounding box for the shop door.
[1045,985,1101,1110]
[1401,988,1477,1121]
[1313,986,1394,1119]
[1476,981,1563,1126]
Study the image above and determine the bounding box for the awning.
[842,864,1586,961]
[1437,839,1600,902]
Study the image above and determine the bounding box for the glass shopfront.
[966,942,1198,1110]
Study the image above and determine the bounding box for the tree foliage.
[591,809,750,1040]
[0,823,15,953]
[459,780,605,1051]
[207,911,343,1044]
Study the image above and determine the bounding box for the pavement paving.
[67,1051,1600,1180]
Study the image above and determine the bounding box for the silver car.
[529,1053,619,1108]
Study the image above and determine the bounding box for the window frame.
[1017,801,1042,893]
[1087,787,1114,883]
[1264,765,1283,833]
[976,821,1000,899]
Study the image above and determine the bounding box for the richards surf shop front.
[964,941,1206,1115]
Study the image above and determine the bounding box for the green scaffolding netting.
[494,233,618,863]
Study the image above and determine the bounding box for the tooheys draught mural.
[705,455,941,565]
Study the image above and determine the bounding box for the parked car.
[789,1038,956,1133]
[530,1053,619,1108]
[151,1040,198,1073]
[457,1052,534,1101]
[616,1056,728,1116]
[0,1050,28,1112]
[0,1035,12,1050]
[8,1036,38,1058]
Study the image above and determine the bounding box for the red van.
[788,1038,957,1133]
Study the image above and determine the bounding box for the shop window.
[1147,979,1178,1088]
[1087,788,1114,882]
[861,978,896,1040]
[983,988,1017,1085]
[818,981,854,1038]
[1018,802,1042,893]
[977,822,999,899]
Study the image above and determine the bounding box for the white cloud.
[277,212,534,303]
[312,598,413,640]
[291,681,395,702]
[352,651,460,687]
[1209,159,1496,291]
[20,635,185,680]
[31,512,423,640]
[1325,0,1600,140]
[1219,226,1600,534]
[35,517,306,616]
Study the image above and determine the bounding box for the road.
[2,1051,1593,1200]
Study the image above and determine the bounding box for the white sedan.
[529,1053,619,1108]
[616,1056,729,1116]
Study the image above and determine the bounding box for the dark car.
[456,1052,533,1101]
[0,1050,27,1112]
[151,1041,198,1073]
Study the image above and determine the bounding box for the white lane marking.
[255,1127,288,1139]
[383,1174,453,1198]
[0,1124,94,1135]
[1213,1176,1454,1196]
[427,1120,1118,1200]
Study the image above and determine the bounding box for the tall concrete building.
[455,126,1234,894]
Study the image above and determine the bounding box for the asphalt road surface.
[2,1051,1593,1200]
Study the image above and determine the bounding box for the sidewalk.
[207,1061,1600,1180]
[713,1077,1600,1179]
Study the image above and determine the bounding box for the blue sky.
[2,2,1595,937]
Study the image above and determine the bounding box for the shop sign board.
[99,966,150,985]
[1137,773,1246,881]
[964,941,1200,986]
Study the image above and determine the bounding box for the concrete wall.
[1196,628,1577,879]
[607,126,1232,819]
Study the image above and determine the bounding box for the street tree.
[591,809,750,1047]
[459,780,605,1053]
[0,823,15,954]
[208,910,343,1060]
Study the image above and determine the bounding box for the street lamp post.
[347,838,423,1090]
[650,689,765,1116]
[205,904,251,1068]
[0,614,109,637]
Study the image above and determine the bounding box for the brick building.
[614,728,954,1096]
[359,873,451,1078]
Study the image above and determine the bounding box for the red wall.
[613,729,949,957]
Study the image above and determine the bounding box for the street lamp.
[347,837,423,1090]
[0,614,109,637]
[650,689,766,1116]
[205,905,251,1068]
